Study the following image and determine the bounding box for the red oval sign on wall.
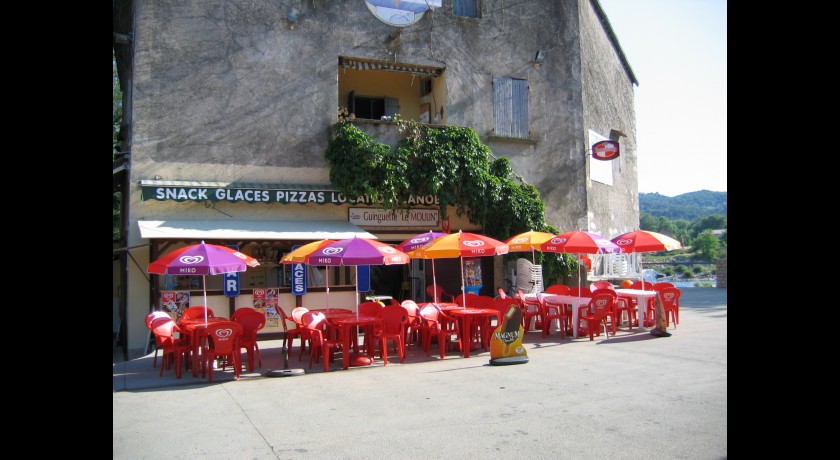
[592,140,620,160]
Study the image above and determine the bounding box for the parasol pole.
[576,252,581,320]
[355,266,360,319]
[203,274,208,327]
[460,256,467,308]
[431,259,439,304]
[325,267,330,308]
[632,251,645,289]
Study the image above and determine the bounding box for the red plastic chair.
[651,281,676,321]
[230,307,258,322]
[544,284,571,295]
[578,292,616,341]
[358,301,384,317]
[233,309,266,371]
[541,295,570,338]
[590,280,615,292]
[652,282,675,290]
[455,293,476,308]
[290,307,312,361]
[568,286,592,297]
[401,300,422,348]
[146,311,172,368]
[588,288,621,334]
[150,317,191,379]
[301,312,342,372]
[629,281,656,325]
[518,289,543,332]
[202,321,244,382]
[657,286,681,328]
[375,305,408,364]
[418,305,460,359]
[358,301,384,350]
[273,306,303,362]
[180,306,215,322]
[610,289,637,332]
[426,284,456,303]
[629,280,653,290]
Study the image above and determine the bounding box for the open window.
[347,91,400,120]
[338,57,446,124]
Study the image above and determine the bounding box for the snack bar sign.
[141,182,440,206]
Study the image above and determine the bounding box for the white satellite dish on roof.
[365,0,441,27]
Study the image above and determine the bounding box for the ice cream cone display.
[489,303,529,365]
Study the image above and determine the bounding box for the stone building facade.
[113,0,640,359]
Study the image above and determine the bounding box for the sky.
[597,0,727,197]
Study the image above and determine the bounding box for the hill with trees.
[639,190,726,221]
[637,190,727,274]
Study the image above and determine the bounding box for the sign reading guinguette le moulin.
[348,207,439,227]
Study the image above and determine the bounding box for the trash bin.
[465,285,481,296]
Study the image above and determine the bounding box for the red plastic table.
[446,308,498,357]
[178,316,229,377]
[331,315,382,370]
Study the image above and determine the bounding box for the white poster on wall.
[588,129,614,186]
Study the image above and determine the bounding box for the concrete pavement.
[114,287,727,459]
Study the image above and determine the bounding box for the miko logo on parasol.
[176,255,206,274]
[179,256,205,264]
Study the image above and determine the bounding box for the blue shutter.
[494,76,512,137]
[385,97,400,117]
[494,76,529,138]
[454,0,479,18]
[510,78,529,138]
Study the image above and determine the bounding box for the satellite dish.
[365,0,441,28]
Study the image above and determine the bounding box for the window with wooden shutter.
[454,0,479,18]
[493,76,529,139]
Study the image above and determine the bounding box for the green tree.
[639,212,658,231]
[692,230,720,261]
[690,214,726,239]
[671,219,692,246]
[656,216,675,235]
[325,118,578,282]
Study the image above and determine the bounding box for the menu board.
[253,288,280,328]
[160,291,190,320]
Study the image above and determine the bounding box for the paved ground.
[113,288,727,459]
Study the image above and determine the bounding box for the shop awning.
[137,219,376,240]
[338,56,444,76]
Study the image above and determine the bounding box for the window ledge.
[486,133,538,145]
[347,119,446,128]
